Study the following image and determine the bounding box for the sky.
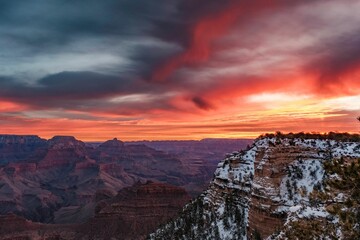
[0,0,359,141]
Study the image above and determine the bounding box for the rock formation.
[0,135,47,165]
[0,134,247,224]
[150,134,360,239]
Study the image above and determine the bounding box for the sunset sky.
[0,0,359,141]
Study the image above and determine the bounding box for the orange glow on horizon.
[2,93,359,141]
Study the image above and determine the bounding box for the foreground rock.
[150,133,360,239]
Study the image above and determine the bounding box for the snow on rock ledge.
[150,136,360,240]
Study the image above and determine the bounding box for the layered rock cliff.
[0,135,47,165]
[150,134,360,239]
[0,134,230,223]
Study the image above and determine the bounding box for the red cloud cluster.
[1,0,360,140]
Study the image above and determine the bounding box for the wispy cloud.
[0,0,359,140]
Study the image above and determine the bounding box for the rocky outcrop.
[97,138,125,153]
[150,135,360,239]
[38,136,88,169]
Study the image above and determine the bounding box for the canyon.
[3,133,358,239]
[0,134,250,239]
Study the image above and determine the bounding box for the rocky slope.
[0,181,190,240]
[150,133,360,239]
[0,134,248,225]
[0,135,205,223]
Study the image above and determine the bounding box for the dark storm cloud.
[128,0,235,77]
[0,0,233,65]
[151,0,233,46]
[0,0,239,110]
[0,72,140,103]
[316,32,360,81]
[0,71,178,114]
[2,0,359,118]
[192,97,214,110]
[37,72,129,98]
[303,29,360,93]
[0,0,183,80]
[0,1,174,47]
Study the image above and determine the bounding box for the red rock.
[38,136,88,169]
